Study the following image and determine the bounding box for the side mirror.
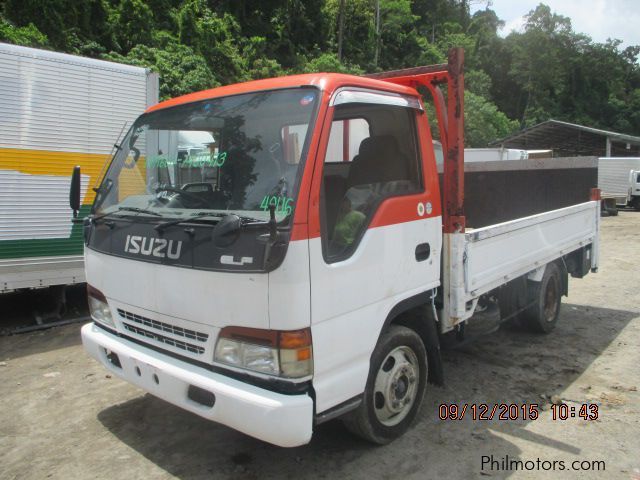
[70,166,81,218]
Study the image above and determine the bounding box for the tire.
[633,198,640,211]
[343,325,428,444]
[522,262,563,333]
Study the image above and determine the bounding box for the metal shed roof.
[489,119,640,157]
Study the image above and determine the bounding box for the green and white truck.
[0,42,158,294]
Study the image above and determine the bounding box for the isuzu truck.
[73,49,600,447]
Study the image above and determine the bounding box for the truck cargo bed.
[443,200,599,328]
[0,255,85,292]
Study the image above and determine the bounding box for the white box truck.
[598,157,640,212]
[0,42,158,293]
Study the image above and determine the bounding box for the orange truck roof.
[145,73,420,113]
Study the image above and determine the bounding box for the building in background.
[489,119,640,157]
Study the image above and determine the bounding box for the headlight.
[87,285,114,328]
[214,327,312,379]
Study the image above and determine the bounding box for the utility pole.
[338,0,345,61]
[374,0,380,67]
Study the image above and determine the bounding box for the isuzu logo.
[124,235,182,259]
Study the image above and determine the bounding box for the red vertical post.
[342,120,350,161]
[425,83,449,155]
[283,125,290,163]
[444,48,465,233]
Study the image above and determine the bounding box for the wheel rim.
[373,346,420,426]
[543,275,559,322]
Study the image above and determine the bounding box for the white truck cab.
[630,170,640,206]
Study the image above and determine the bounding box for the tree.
[113,0,154,53]
[464,90,519,146]
[1,0,638,137]
[377,0,440,69]
[300,52,363,74]
[323,0,375,68]
[103,33,218,100]
[4,0,112,53]
[0,17,49,47]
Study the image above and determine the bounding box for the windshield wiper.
[154,212,227,232]
[155,211,266,233]
[117,206,161,216]
[92,206,162,223]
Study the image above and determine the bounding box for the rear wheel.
[522,262,563,333]
[343,325,427,444]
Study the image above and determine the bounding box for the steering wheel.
[182,182,214,193]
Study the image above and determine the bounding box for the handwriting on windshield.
[260,196,293,215]
[147,152,227,168]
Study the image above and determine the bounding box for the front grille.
[117,309,208,343]
[122,323,205,354]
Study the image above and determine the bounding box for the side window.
[325,118,370,163]
[321,103,422,261]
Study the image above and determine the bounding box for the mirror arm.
[69,165,82,218]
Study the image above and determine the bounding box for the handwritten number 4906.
[260,196,293,215]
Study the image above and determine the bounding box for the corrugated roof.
[489,119,640,157]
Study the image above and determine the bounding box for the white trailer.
[598,157,640,211]
[432,142,548,164]
[0,43,158,293]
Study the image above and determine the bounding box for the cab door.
[308,89,442,414]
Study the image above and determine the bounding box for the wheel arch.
[556,258,569,297]
[380,292,444,386]
[528,258,568,297]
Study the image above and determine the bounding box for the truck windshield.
[93,88,319,223]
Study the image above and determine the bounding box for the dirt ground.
[1,211,639,480]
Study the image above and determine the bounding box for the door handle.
[415,243,430,262]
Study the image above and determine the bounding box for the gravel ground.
[1,211,639,480]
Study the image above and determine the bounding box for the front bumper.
[81,323,313,447]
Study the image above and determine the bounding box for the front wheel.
[343,325,428,444]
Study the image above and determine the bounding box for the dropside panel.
[442,201,599,331]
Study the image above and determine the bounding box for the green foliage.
[1,0,639,142]
[300,52,363,75]
[0,17,49,47]
[376,0,422,69]
[323,0,375,68]
[4,0,112,53]
[465,69,492,98]
[178,0,242,82]
[464,91,519,147]
[240,36,285,80]
[103,33,218,100]
[113,0,154,53]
